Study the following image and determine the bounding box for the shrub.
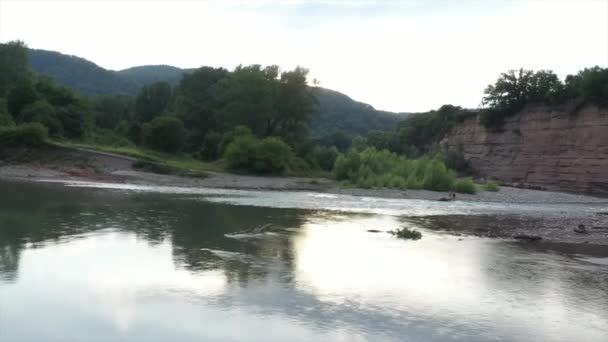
[224,135,294,175]
[143,116,186,152]
[19,100,64,137]
[219,125,253,155]
[453,177,476,194]
[389,228,422,240]
[311,145,339,171]
[422,160,454,191]
[442,150,469,173]
[252,137,293,174]
[199,131,222,161]
[483,180,500,192]
[333,150,361,180]
[332,147,458,192]
[0,122,48,146]
[224,135,258,170]
[0,98,14,127]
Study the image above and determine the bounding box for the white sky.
[1,0,607,112]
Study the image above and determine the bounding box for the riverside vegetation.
[2,40,607,193]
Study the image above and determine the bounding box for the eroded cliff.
[441,104,608,194]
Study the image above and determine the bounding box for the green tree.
[143,116,186,152]
[7,78,39,118]
[93,94,134,129]
[135,81,172,123]
[19,100,63,137]
[198,131,222,161]
[174,67,229,146]
[0,98,14,127]
[0,41,29,96]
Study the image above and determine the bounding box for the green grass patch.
[53,141,223,177]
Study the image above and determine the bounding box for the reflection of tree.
[0,180,317,286]
[169,201,313,285]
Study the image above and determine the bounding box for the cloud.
[1,0,606,112]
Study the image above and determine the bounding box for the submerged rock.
[513,234,542,242]
[366,229,382,233]
[573,224,587,234]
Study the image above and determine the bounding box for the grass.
[53,141,224,177]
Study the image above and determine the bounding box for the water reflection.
[0,180,607,341]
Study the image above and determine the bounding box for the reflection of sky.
[52,180,608,218]
[1,202,607,341]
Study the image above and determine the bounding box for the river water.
[0,180,607,341]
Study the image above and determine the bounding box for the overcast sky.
[1,0,607,112]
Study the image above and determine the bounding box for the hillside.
[117,65,190,87]
[27,48,407,135]
[28,49,140,95]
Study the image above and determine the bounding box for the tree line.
[2,40,606,192]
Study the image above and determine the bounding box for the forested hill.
[311,87,408,136]
[117,65,192,87]
[28,48,407,135]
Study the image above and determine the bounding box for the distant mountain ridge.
[28,48,408,135]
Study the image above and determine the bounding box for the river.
[0,180,607,341]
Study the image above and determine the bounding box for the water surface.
[0,180,607,341]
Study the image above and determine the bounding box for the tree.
[135,81,172,123]
[7,78,39,118]
[564,66,608,104]
[93,94,134,129]
[0,98,14,127]
[143,116,186,152]
[213,65,279,135]
[273,66,318,144]
[19,100,63,137]
[0,41,29,96]
[174,67,229,147]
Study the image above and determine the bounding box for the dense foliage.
[481,67,608,128]
[27,48,407,137]
[333,147,466,192]
[0,122,48,146]
[142,116,186,152]
[224,133,294,175]
[6,40,608,194]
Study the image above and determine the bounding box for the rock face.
[441,104,608,194]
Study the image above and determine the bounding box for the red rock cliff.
[441,104,608,194]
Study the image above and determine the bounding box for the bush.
[311,145,339,171]
[224,135,258,170]
[199,131,222,161]
[332,147,457,192]
[219,125,253,155]
[453,177,476,194]
[442,150,469,173]
[224,135,294,175]
[0,122,48,146]
[422,160,454,191]
[143,116,186,152]
[0,98,14,127]
[389,228,422,240]
[483,180,500,192]
[19,100,64,137]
